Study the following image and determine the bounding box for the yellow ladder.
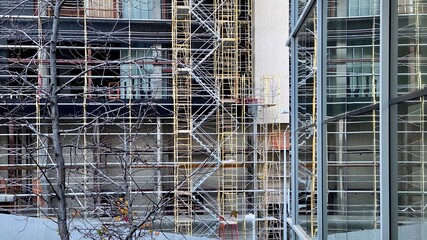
[173,0,193,235]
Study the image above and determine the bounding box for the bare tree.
[49,1,69,238]
[0,1,177,239]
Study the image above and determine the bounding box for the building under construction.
[0,0,288,239]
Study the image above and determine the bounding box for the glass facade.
[289,0,427,239]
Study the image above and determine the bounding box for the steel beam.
[286,0,316,46]
[287,218,311,240]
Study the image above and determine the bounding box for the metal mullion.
[380,0,391,239]
[389,0,399,239]
[290,0,300,239]
[316,0,327,238]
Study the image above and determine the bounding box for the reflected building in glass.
[289,0,427,239]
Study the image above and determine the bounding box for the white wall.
[254,0,289,124]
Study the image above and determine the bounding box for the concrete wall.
[0,213,215,240]
[254,0,289,124]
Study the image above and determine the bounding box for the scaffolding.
[0,0,286,239]
[216,0,239,233]
[256,76,286,240]
[172,0,193,235]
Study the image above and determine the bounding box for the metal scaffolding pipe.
[156,116,163,204]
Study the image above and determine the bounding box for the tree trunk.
[50,1,70,240]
